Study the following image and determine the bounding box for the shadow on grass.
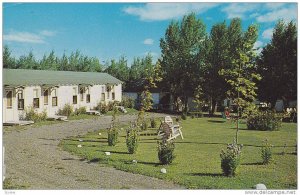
[241,162,264,166]
[207,120,226,123]
[187,173,223,177]
[138,161,161,166]
[176,141,228,146]
[140,137,158,141]
[100,150,129,155]
[62,157,86,161]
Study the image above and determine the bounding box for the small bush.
[121,96,135,108]
[74,106,86,115]
[181,113,187,120]
[107,101,119,111]
[247,110,282,131]
[261,139,273,164]
[57,104,73,116]
[107,126,118,146]
[150,118,157,128]
[191,114,195,119]
[158,141,175,165]
[25,107,47,122]
[95,102,109,114]
[220,141,243,177]
[126,126,139,154]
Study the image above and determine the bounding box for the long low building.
[3,69,122,123]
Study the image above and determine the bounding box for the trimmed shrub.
[247,110,282,131]
[107,126,118,146]
[74,106,86,115]
[158,141,175,165]
[126,126,139,154]
[25,106,47,122]
[220,141,243,177]
[150,118,157,128]
[261,139,273,164]
[57,104,73,116]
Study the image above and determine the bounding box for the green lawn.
[60,117,297,189]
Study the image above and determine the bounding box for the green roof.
[3,69,122,87]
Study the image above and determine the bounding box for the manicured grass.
[60,117,297,189]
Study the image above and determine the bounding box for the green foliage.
[120,96,135,108]
[218,21,261,143]
[57,104,74,116]
[160,13,207,113]
[74,106,86,115]
[261,139,273,164]
[3,45,16,69]
[25,106,47,122]
[247,110,282,131]
[158,141,175,165]
[126,126,139,154]
[107,101,118,111]
[107,126,118,146]
[220,141,243,177]
[257,20,297,107]
[96,102,109,114]
[150,117,157,128]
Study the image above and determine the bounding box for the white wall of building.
[3,83,122,122]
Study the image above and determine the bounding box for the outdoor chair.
[158,116,179,136]
[158,122,183,141]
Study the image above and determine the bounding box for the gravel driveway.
[3,113,184,189]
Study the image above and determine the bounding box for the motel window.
[86,94,90,103]
[101,93,105,101]
[44,90,49,105]
[33,89,39,108]
[86,88,90,103]
[52,89,57,107]
[73,95,77,104]
[102,86,105,93]
[80,88,84,101]
[112,92,115,100]
[52,97,58,107]
[33,98,39,108]
[73,87,77,104]
[18,91,24,110]
[6,91,12,109]
[33,89,39,98]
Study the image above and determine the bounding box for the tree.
[219,22,261,143]
[203,21,230,115]
[3,45,16,68]
[160,13,207,113]
[17,51,39,69]
[138,60,162,125]
[257,20,297,108]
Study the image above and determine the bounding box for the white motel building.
[3,69,122,123]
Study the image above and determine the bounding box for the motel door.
[4,90,15,122]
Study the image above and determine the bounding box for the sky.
[2,2,298,65]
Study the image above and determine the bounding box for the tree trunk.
[209,98,217,116]
[183,96,188,114]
